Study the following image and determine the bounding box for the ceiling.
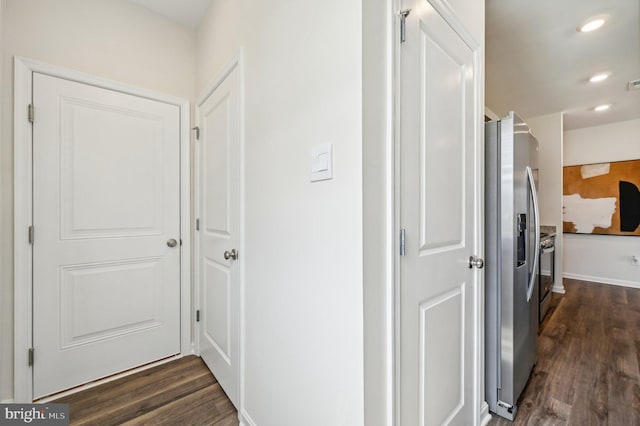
[126,0,638,130]
[128,0,212,30]
[486,0,640,130]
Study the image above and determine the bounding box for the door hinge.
[28,104,34,123]
[28,348,34,366]
[400,228,406,256]
[196,310,200,322]
[399,9,411,43]
[196,218,200,231]
[28,226,34,245]
[192,126,200,140]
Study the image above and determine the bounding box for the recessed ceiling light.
[578,18,606,32]
[589,73,609,83]
[594,104,610,112]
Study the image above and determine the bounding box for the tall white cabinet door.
[398,1,480,425]
[197,64,240,408]
[32,73,181,398]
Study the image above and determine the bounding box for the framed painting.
[563,159,640,235]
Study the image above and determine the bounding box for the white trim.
[473,41,487,426]
[179,97,193,357]
[383,2,396,426]
[16,57,189,106]
[480,402,491,426]
[391,1,486,424]
[194,51,245,415]
[553,274,566,294]
[484,107,500,121]
[427,0,480,50]
[196,57,242,106]
[1,399,15,404]
[240,409,257,426]
[13,57,34,404]
[238,49,247,426]
[362,0,396,424]
[13,57,191,403]
[392,0,402,423]
[563,272,640,290]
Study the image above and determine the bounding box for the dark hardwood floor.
[53,355,238,425]
[489,278,640,426]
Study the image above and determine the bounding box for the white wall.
[448,0,485,46]
[527,113,564,292]
[0,0,197,402]
[241,1,363,423]
[563,118,640,287]
[197,1,364,425]
[195,0,240,93]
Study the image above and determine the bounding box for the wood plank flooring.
[489,279,640,426]
[53,356,238,425]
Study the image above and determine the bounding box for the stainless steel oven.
[539,233,555,323]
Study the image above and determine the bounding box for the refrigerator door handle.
[526,166,540,302]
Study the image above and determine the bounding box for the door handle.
[526,166,540,302]
[224,249,238,261]
[167,239,178,248]
[469,256,484,269]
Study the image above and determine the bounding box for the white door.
[398,1,480,425]
[197,64,240,407]
[32,73,181,398]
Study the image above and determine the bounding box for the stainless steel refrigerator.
[485,111,540,420]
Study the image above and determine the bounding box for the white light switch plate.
[310,143,332,182]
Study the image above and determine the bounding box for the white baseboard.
[240,409,257,426]
[480,401,491,426]
[552,284,566,294]
[1,399,15,403]
[563,272,640,289]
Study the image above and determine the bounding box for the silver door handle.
[167,239,178,248]
[224,249,238,260]
[526,166,540,302]
[469,256,484,269]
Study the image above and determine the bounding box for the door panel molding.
[13,57,191,402]
[419,284,465,425]
[59,257,164,348]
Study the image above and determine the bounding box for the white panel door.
[32,73,181,398]
[399,1,479,425]
[197,65,240,407]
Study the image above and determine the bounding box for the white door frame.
[193,52,245,421]
[387,0,487,424]
[13,57,192,402]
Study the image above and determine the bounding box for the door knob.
[468,256,484,269]
[224,249,238,260]
[167,239,178,248]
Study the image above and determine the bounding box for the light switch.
[312,153,329,172]
[310,143,333,182]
